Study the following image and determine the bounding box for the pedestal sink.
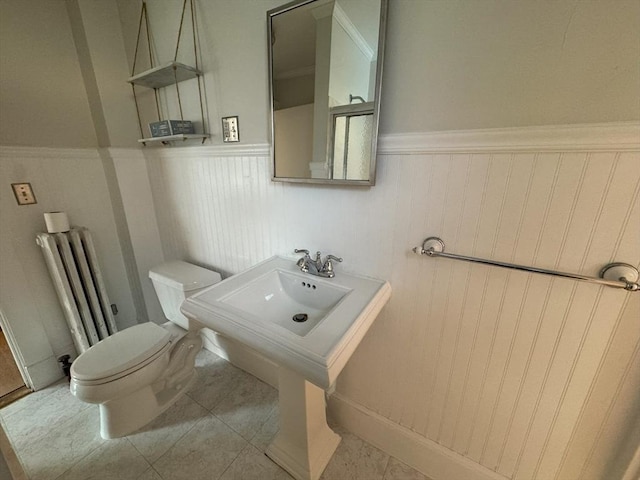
[181,255,391,480]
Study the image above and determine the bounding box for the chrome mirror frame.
[267,0,388,186]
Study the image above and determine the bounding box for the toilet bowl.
[70,261,221,439]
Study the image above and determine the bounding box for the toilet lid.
[71,322,172,381]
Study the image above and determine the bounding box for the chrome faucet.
[294,249,343,278]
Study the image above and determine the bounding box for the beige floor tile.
[219,444,293,480]
[212,374,278,440]
[56,438,150,480]
[152,413,246,480]
[383,457,429,480]
[187,351,258,411]
[0,352,424,480]
[127,394,209,463]
[0,416,27,480]
[249,406,279,451]
[0,380,64,419]
[2,381,89,450]
[136,467,163,480]
[15,407,105,480]
[320,429,390,480]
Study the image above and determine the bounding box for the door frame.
[0,308,32,391]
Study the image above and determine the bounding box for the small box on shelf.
[149,120,195,137]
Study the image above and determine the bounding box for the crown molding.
[332,3,374,60]
[378,122,640,154]
[310,1,333,20]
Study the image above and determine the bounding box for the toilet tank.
[149,261,222,329]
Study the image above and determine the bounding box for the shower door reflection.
[329,103,373,180]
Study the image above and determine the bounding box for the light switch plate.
[222,116,239,142]
[11,183,37,205]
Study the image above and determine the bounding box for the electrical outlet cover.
[11,183,37,205]
[222,116,239,142]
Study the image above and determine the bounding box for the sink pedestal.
[266,367,341,480]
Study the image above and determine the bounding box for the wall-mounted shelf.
[129,0,208,146]
[128,62,202,89]
[137,133,210,145]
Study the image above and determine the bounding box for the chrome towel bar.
[413,237,639,292]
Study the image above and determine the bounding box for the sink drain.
[292,313,308,323]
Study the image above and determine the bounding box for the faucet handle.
[294,249,310,268]
[322,255,343,277]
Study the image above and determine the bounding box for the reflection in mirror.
[268,0,387,185]
[330,102,373,180]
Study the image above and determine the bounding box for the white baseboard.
[200,328,279,389]
[328,393,509,480]
[27,356,64,391]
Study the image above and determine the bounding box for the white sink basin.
[220,269,350,336]
[181,255,391,389]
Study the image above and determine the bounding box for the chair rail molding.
[0,145,101,160]
[378,122,640,155]
[139,143,271,160]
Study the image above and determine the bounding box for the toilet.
[70,260,222,439]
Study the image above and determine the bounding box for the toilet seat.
[72,342,172,387]
[71,323,172,384]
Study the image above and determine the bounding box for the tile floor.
[0,350,429,480]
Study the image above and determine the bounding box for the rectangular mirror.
[268,0,388,186]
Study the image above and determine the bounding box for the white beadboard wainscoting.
[137,124,640,480]
[0,146,139,389]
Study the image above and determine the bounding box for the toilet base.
[99,369,196,439]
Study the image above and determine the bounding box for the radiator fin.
[77,228,118,336]
[36,227,118,353]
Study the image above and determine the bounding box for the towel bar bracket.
[413,236,639,292]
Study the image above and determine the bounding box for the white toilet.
[70,260,221,439]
